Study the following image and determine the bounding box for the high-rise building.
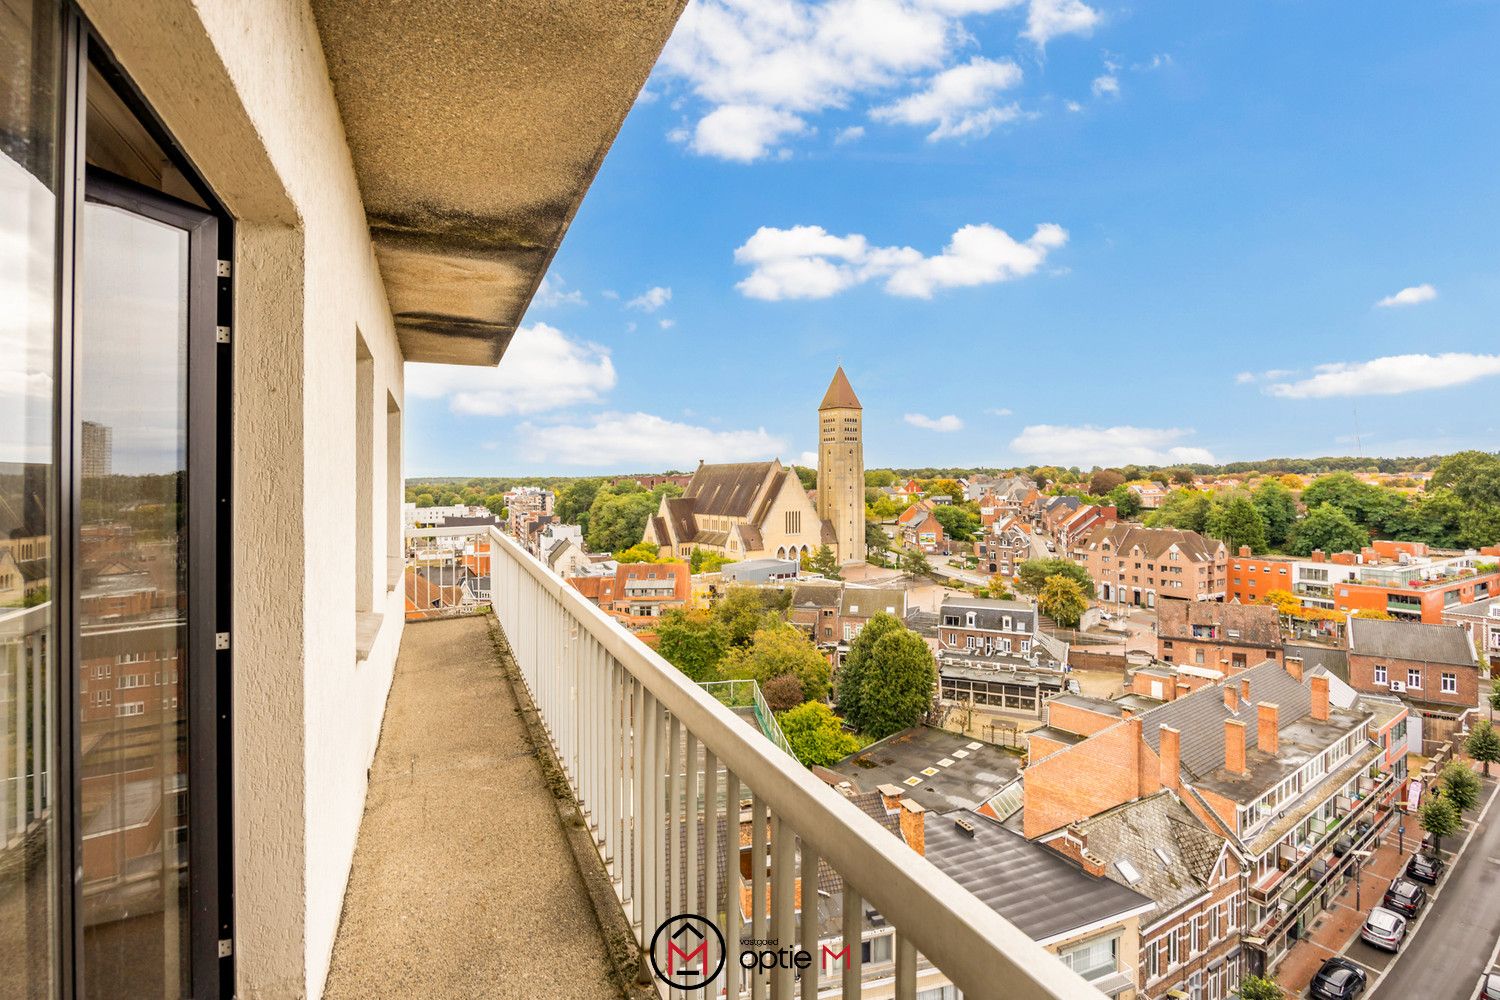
[81,420,112,479]
[816,367,865,564]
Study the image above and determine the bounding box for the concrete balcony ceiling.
[310,0,687,365]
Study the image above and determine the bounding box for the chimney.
[1159,725,1181,791]
[1286,656,1303,682]
[1224,683,1238,712]
[1225,719,1247,775]
[1239,545,1252,557]
[1311,549,1326,563]
[899,800,926,856]
[1311,675,1330,722]
[1257,703,1280,754]
[1240,678,1251,704]
[876,783,904,814]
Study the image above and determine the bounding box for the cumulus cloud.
[405,322,615,415]
[905,412,964,431]
[734,221,1067,300]
[1375,283,1437,308]
[659,319,676,330]
[686,104,809,161]
[1010,424,1215,466]
[1234,371,1256,384]
[1091,74,1119,97]
[834,125,866,144]
[533,272,585,308]
[519,412,786,467]
[626,286,673,312]
[872,57,1024,141]
[1266,353,1500,399]
[1024,0,1100,47]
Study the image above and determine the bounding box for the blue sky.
[405,0,1500,477]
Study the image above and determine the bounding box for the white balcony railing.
[485,525,1104,1000]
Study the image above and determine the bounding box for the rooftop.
[1347,616,1477,666]
[1069,790,1226,921]
[830,726,1022,815]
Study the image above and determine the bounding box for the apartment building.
[933,597,1071,715]
[567,561,691,629]
[1156,600,1284,673]
[1072,524,1229,607]
[977,515,1049,577]
[786,581,906,651]
[1346,616,1480,715]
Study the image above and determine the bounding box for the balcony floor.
[324,615,624,999]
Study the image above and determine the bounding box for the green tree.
[808,544,842,579]
[1016,558,1092,596]
[836,613,903,726]
[1289,503,1368,557]
[1490,679,1500,721]
[1419,792,1461,853]
[481,493,507,518]
[792,465,818,491]
[837,613,937,739]
[1465,720,1500,778]
[554,478,603,530]
[414,492,435,508]
[933,504,980,541]
[655,609,729,682]
[723,624,832,702]
[779,702,861,767]
[865,469,897,488]
[925,478,964,502]
[585,488,657,552]
[865,523,889,560]
[1169,467,1196,485]
[1239,975,1284,1000]
[1440,760,1482,813]
[1038,575,1089,628]
[1146,489,1212,532]
[712,586,790,647]
[1089,468,1125,495]
[1205,494,1268,553]
[614,541,667,563]
[1104,484,1141,519]
[899,548,933,578]
[762,673,806,712]
[1430,450,1500,506]
[1252,481,1299,548]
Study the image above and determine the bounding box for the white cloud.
[1023,0,1100,48]
[519,412,786,467]
[687,104,809,161]
[905,412,964,431]
[872,57,1024,141]
[1010,424,1215,466]
[405,322,615,415]
[799,450,819,467]
[734,221,1067,300]
[1091,74,1119,97]
[1065,99,1083,112]
[986,407,1013,416]
[1266,353,1500,399]
[626,286,673,312]
[659,318,676,329]
[1375,283,1437,308]
[533,272,586,308]
[835,125,866,144]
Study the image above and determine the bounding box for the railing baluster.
[770,813,795,1000]
[724,769,742,1000]
[799,840,818,1000]
[685,732,699,921]
[704,749,719,932]
[654,696,669,940]
[751,796,768,1000]
[640,688,657,936]
[841,886,862,999]
[895,934,917,1000]
[667,713,682,926]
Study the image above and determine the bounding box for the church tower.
[816,367,866,564]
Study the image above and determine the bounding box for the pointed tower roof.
[818,367,862,410]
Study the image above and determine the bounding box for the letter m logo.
[667,939,708,975]
[821,944,850,972]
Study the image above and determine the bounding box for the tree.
[838,614,937,739]
[414,492,435,508]
[554,478,603,529]
[1016,558,1092,597]
[1089,468,1125,495]
[865,469,897,488]
[1104,484,1141,519]
[1260,589,1302,619]
[1038,575,1089,628]
[723,624,832,702]
[1351,608,1394,621]
[690,547,735,574]
[865,523,889,560]
[808,544,842,580]
[933,504,980,541]
[925,478,964,502]
[899,548,933,578]
[988,574,1015,600]
[655,610,730,682]
[1289,503,1368,557]
[792,465,818,491]
[713,586,790,647]
[1239,976,1284,1000]
[779,702,860,767]
[482,493,508,518]
[1277,473,1305,490]
[1146,489,1211,533]
[1169,467,1195,485]
[585,488,657,552]
[1440,760,1482,814]
[1431,450,1500,507]
[762,673,806,712]
[1252,481,1299,548]
[1419,792,1461,853]
[1490,679,1500,721]
[614,541,668,563]
[1205,494,1268,553]
[1465,720,1500,777]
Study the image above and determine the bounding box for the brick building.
[567,561,690,630]
[975,515,1047,577]
[1443,596,1500,663]
[1156,600,1284,674]
[1346,616,1480,715]
[1071,523,1228,608]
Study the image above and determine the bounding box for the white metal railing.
[404,525,495,619]
[486,525,1105,1000]
[0,603,51,848]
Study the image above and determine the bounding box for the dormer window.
[966,612,977,627]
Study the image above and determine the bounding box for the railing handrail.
[485,525,1103,1000]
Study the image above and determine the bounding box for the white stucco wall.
[81,1,406,996]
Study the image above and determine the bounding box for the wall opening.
[386,392,402,591]
[355,331,374,614]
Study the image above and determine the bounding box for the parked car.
[1382,877,1427,918]
[1360,906,1409,952]
[1308,956,1368,999]
[1480,970,1500,1000]
[1405,853,1445,885]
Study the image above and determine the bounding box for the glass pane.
[78,198,189,999]
[0,0,60,997]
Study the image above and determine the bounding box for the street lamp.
[1349,849,1373,911]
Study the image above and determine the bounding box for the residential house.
[1443,596,1500,664]
[838,586,909,645]
[977,515,1049,578]
[789,580,845,645]
[1072,524,1229,608]
[934,597,1072,716]
[1127,483,1168,510]
[568,561,690,630]
[1346,616,1480,717]
[1156,600,1284,674]
[904,509,951,555]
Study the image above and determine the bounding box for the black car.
[1405,852,1445,885]
[1382,877,1427,918]
[1308,956,1368,999]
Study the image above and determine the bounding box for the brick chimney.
[1257,703,1280,754]
[1240,678,1252,704]
[1050,829,1108,877]
[1239,545,1252,557]
[1159,725,1181,791]
[1311,675,1330,722]
[877,783,904,814]
[1311,549,1325,563]
[1225,719,1247,774]
[899,800,926,856]
[1224,683,1238,712]
[1286,656,1303,682]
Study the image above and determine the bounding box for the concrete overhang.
[310,0,687,366]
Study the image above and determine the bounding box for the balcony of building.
[331,525,1108,999]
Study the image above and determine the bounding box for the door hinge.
[215,632,231,651]
[216,259,232,278]
[216,325,231,344]
[218,938,233,959]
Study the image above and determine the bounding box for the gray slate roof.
[841,587,906,618]
[1071,790,1225,921]
[1348,617,1476,667]
[939,597,1037,633]
[1285,642,1350,683]
[924,809,1152,944]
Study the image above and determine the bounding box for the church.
[643,368,867,565]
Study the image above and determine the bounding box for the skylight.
[1154,847,1174,867]
[1115,859,1143,885]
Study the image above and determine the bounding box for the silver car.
[1360,906,1408,952]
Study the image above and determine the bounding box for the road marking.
[1368,779,1500,999]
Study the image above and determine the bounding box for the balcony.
[332,526,1105,998]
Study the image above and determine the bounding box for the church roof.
[684,462,777,518]
[818,367,862,411]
